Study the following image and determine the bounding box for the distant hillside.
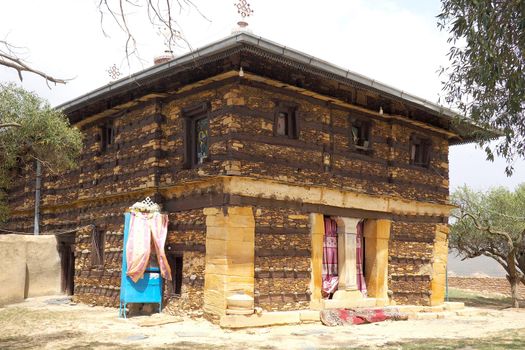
[447,250,506,277]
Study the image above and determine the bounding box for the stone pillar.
[363,219,390,302]
[309,213,324,310]
[334,217,360,291]
[430,224,449,306]
[203,206,255,317]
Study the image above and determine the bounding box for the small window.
[91,230,105,267]
[100,122,115,152]
[195,117,209,165]
[167,253,183,296]
[410,135,431,167]
[349,118,371,150]
[183,102,210,168]
[274,104,298,139]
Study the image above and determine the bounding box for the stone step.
[322,297,377,309]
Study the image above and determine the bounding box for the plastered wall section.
[0,234,61,306]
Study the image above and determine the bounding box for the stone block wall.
[387,219,442,305]
[73,225,123,307]
[203,206,255,319]
[3,74,452,311]
[219,82,449,205]
[253,206,311,311]
[164,209,206,314]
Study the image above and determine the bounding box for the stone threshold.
[219,302,465,329]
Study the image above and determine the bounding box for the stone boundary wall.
[449,276,525,299]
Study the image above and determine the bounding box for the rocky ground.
[1,292,525,350]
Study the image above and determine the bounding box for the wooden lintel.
[11,176,455,218]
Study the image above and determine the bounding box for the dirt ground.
[1,294,525,350]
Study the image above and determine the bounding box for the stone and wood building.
[3,32,492,321]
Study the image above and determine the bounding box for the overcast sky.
[1,0,524,191]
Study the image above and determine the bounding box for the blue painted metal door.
[119,212,163,317]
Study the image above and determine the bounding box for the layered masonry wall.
[253,206,311,311]
[218,82,450,205]
[164,209,207,314]
[4,73,451,310]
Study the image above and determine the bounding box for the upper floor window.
[274,103,298,139]
[183,102,210,168]
[349,117,371,151]
[100,121,115,152]
[195,117,209,165]
[410,135,431,167]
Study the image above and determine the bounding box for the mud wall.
[0,235,61,306]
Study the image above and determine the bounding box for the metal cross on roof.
[107,64,122,80]
[234,0,254,18]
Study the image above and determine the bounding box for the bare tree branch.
[97,0,209,67]
[0,41,69,87]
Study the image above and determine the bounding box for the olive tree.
[450,184,525,307]
[0,83,83,221]
[438,0,525,175]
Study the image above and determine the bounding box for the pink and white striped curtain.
[356,219,367,296]
[322,217,339,295]
[126,212,172,282]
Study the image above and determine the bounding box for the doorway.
[167,252,183,296]
[58,233,75,295]
[322,217,367,298]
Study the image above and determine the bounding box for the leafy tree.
[0,83,83,222]
[438,0,525,175]
[450,184,525,308]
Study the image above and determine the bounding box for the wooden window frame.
[409,134,432,168]
[91,230,105,267]
[273,103,299,139]
[100,121,115,153]
[349,117,372,153]
[183,102,210,169]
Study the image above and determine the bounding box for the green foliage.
[0,83,83,222]
[438,0,525,174]
[450,184,525,300]
[451,185,525,256]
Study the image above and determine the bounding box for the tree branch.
[0,42,69,87]
[461,211,515,248]
[97,0,208,67]
[0,122,21,129]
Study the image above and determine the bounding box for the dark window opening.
[349,118,371,150]
[195,117,209,165]
[91,230,105,267]
[183,102,210,168]
[100,122,115,152]
[410,135,431,167]
[167,253,183,296]
[274,104,298,139]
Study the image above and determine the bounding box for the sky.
[1,0,524,191]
